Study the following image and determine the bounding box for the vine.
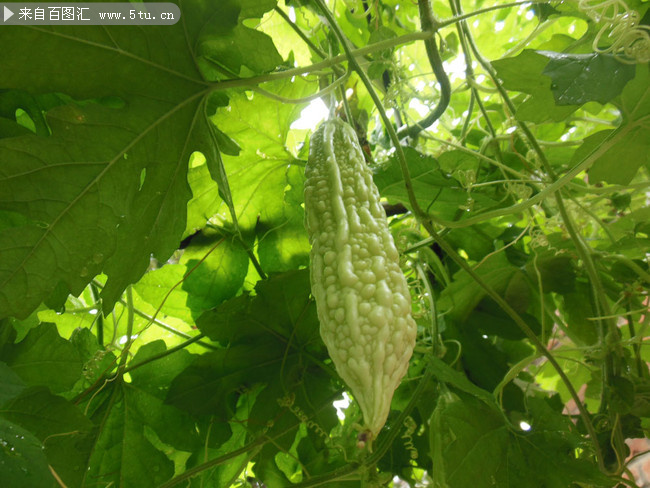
[577,0,650,62]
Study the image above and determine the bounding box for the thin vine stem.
[116,286,135,375]
[426,124,632,228]
[420,132,529,179]
[89,282,103,346]
[437,0,541,28]
[253,70,349,104]
[274,6,327,59]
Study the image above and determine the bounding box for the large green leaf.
[208,270,319,345]
[210,81,314,272]
[584,65,650,185]
[0,323,82,393]
[0,417,52,488]
[166,270,339,483]
[134,233,249,323]
[0,387,94,487]
[492,50,579,123]
[0,361,26,405]
[430,389,612,487]
[374,147,503,221]
[540,52,635,105]
[126,341,207,451]
[85,386,175,488]
[84,340,210,487]
[0,0,282,320]
[437,252,518,321]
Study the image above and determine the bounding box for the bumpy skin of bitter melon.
[304,118,417,439]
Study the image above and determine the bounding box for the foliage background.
[0,0,649,486]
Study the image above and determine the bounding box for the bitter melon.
[304,118,417,439]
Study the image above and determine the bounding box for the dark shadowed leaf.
[581,66,650,185]
[0,417,52,488]
[431,389,613,488]
[0,387,94,487]
[0,323,82,393]
[85,385,175,488]
[0,361,25,405]
[0,0,284,320]
[540,52,635,105]
[492,50,580,122]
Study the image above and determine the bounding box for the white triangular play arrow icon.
[4,5,14,22]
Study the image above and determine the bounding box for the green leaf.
[0,417,52,488]
[0,32,206,319]
[445,223,503,261]
[0,386,92,441]
[167,270,337,481]
[194,0,280,76]
[560,281,599,345]
[0,1,285,320]
[0,361,25,405]
[620,64,650,121]
[166,341,285,417]
[185,157,223,237]
[82,338,216,487]
[445,320,511,391]
[374,147,498,221]
[492,50,580,123]
[200,26,283,75]
[438,252,518,321]
[69,327,119,389]
[579,129,650,185]
[492,51,551,93]
[608,376,635,414]
[0,323,82,393]
[526,251,576,294]
[0,387,94,487]
[250,371,340,483]
[0,117,33,138]
[468,299,540,340]
[134,233,249,323]
[0,90,49,136]
[209,80,314,270]
[437,150,480,174]
[86,386,175,488]
[504,270,532,314]
[428,356,498,408]
[575,66,650,185]
[185,385,262,487]
[430,389,611,488]
[196,269,321,349]
[127,340,205,451]
[238,0,278,19]
[540,52,635,105]
[430,388,509,487]
[256,164,310,273]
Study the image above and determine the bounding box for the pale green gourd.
[304,118,417,440]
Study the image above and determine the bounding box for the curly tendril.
[575,0,650,63]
